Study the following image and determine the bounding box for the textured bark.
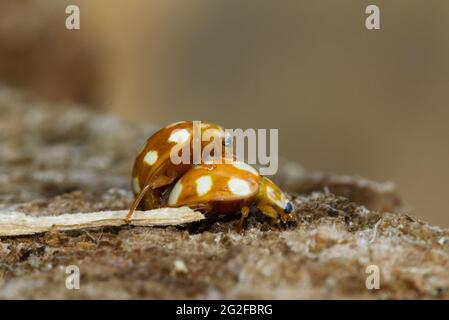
[0,208,203,236]
[0,87,448,299]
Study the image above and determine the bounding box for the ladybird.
[126,121,228,221]
[166,160,294,226]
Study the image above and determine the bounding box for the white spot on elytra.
[232,162,259,175]
[228,178,251,196]
[144,150,158,165]
[169,129,190,143]
[267,186,276,201]
[267,186,286,209]
[196,175,212,196]
[133,176,140,193]
[168,181,183,205]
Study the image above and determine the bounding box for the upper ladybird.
[126,121,229,221]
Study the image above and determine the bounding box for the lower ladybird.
[126,158,294,227]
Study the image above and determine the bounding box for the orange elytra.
[126,121,228,221]
[165,160,293,226]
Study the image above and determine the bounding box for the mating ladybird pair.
[126,121,294,226]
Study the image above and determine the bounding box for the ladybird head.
[258,177,294,214]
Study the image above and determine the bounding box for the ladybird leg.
[144,188,162,208]
[143,171,178,208]
[148,165,179,189]
[150,175,176,189]
[238,206,250,231]
[125,184,151,223]
[256,204,278,224]
[278,211,291,223]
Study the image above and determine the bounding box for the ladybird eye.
[223,132,233,146]
[250,206,259,215]
[284,201,293,214]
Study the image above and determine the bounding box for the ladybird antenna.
[125,184,151,223]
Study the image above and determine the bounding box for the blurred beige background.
[1,1,448,226]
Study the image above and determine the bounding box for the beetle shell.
[167,161,260,213]
[166,160,293,219]
[131,121,226,209]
